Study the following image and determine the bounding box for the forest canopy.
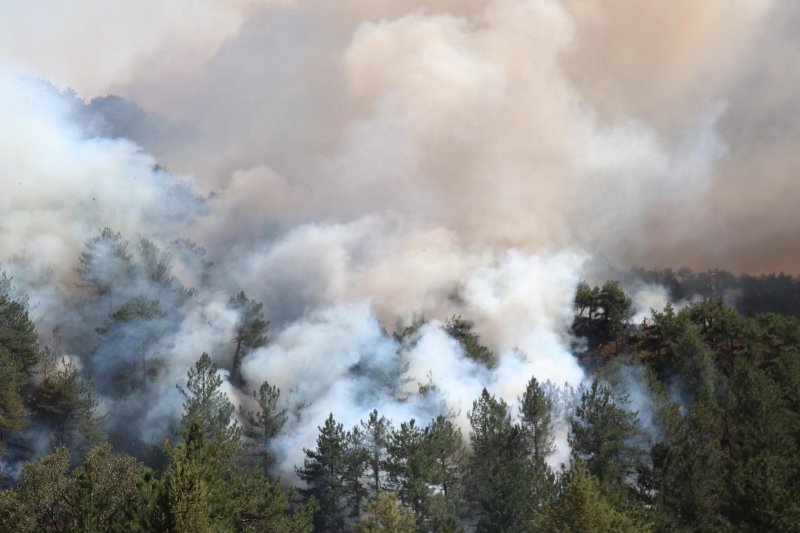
[1,240,799,531]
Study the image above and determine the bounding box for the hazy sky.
[2,0,797,274]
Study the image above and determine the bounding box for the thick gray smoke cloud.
[1,0,796,471]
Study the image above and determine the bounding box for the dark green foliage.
[33,358,104,451]
[0,446,73,531]
[569,381,639,490]
[537,459,639,533]
[668,322,717,404]
[598,281,634,341]
[155,447,212,533]
[343,425,370,518]
[422,415,467,529]
[719,356,800,531]
[3,260,800,532]
[444,316,496,367]
[628,266,800,318]
[357,492,415,533]
[574,281,633,340]
[575,281,600,319]
[360,409,392,494]
[519,376,555,462]
[385,419,429,522]
[379,415,467,529]
[228,291,268,387]
[466,389,555,532]
[177,353,239,448]
[154,354,314,532]
[0,290,38,374]
[0,346,27,447]
[0,285,38,447]
[175,354,241,524]
[226,465,315,532]
[106,295,164,323]
[296,414,350,532]
[240,380,287,474]
[654,400,729,531]
[0,445,150,532]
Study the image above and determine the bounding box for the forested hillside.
[1,252,799,532]
[4,1,800,531]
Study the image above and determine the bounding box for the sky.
[3,0,797,273]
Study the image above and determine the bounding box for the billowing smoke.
[1,0,796,473]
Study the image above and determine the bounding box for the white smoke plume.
[0,0,794,472]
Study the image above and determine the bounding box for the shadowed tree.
[360,410,392,495]
[423,415,467,530]
[569,381,639,492]
[228,291,268,387]
[357,492,415,533]
[77,228,134,299]
[467,389,547,532]
[240,381,287,475]
[296,414,349,532]
[519,376,555,462]
[34,359,104,452]
[537,459,638,533]
[444,316,496,368]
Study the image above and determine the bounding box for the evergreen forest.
[1,234,799,532]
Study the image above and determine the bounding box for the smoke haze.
[1,0,797,472]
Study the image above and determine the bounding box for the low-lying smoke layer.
[1,0,797,471]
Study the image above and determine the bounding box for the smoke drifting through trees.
[0,0,799,488]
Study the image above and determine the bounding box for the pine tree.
[157,447,212,533]
[0,286,38,448]
[176,353,241,526]
[569,381,639,491]
[71,444,150,532]
[96,295,167,390]
[466,389,539,532]
[422,415,466,528]
[0,290,38,374]
[240,380,287,475]
[537,459,638,533]
[33,359,105,451]
[77,228,135,297]
[519,376,555,462]
[656,400,728,531]
[385,419,430,523]
[296,414,349,532]
[0,444,150,532]
[721,356,800,531]
[360,410,392,494]
[0,446,72,531]
[357,492,416,533]
[177,353,239,447]
[226,466,315,532]
[669,322,717,405]
[444,316,496,368]
[0,346,27,447]
[228,291,268,387]
[574,281,600,319]
[597,281,634,341]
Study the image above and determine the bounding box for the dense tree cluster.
[0,354,314,532]
[627,266,800,317]
[0,229,799,530]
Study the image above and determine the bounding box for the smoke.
[0,0,795,473]
[240,250,584,472]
